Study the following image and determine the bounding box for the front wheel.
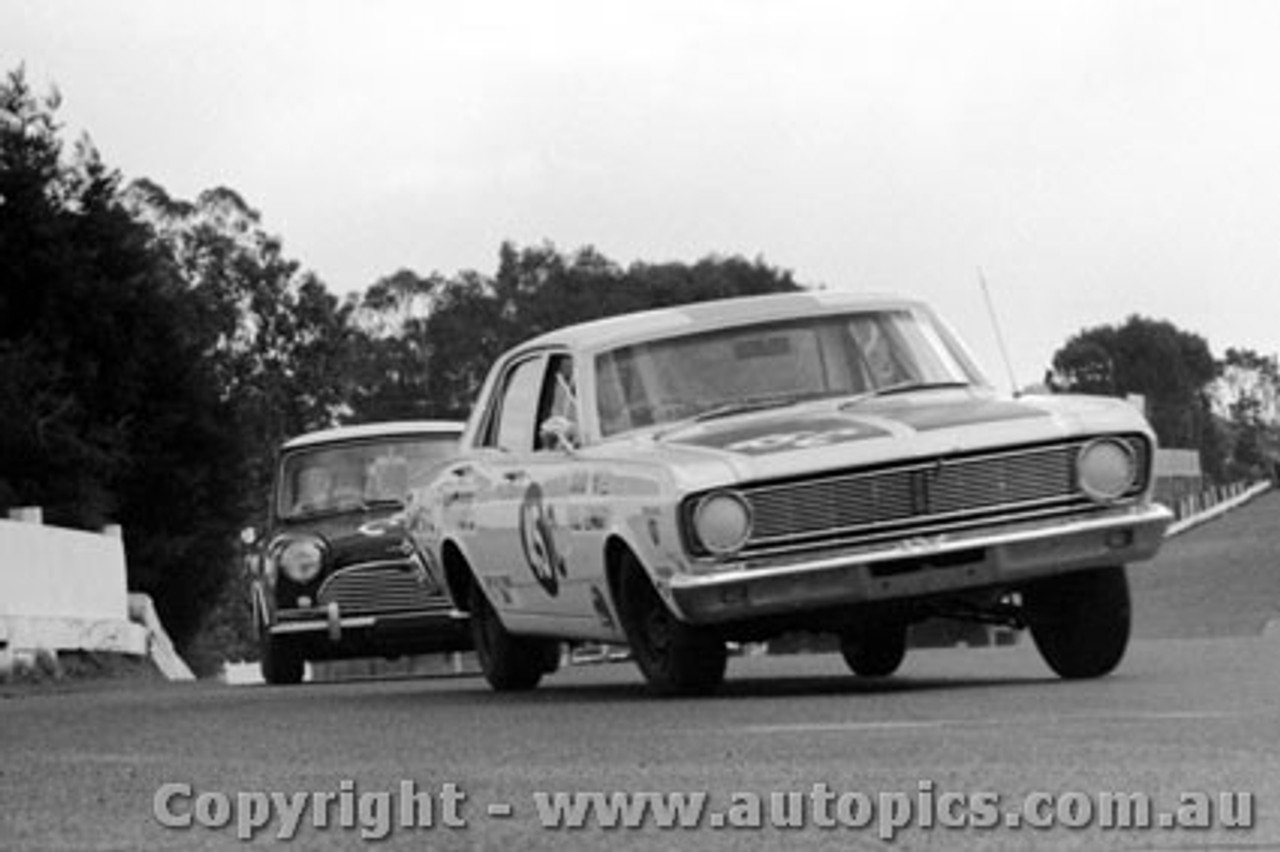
[616,554,727,696]
[1023,566,1131,680]
[839,623,908,678]
[259,629,305,685]
[469,581,559,692]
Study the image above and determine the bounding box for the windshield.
[277,435,457,520]
[594,308,982,436]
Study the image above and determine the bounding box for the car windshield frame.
[593,307,986,438]
[276,434,458,521]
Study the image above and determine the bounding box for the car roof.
[511,290,926,354]
[282,420,465,451]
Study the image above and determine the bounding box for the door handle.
[503,470,528,483]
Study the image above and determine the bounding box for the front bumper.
[668,503,1173,624]
[268,604,472,657]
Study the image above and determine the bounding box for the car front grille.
[735,437,1148,556]
[316,562,451,616]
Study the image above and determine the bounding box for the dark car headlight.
[1077,438,1139,502]
[274,536,326,584]
[692,491,753,555]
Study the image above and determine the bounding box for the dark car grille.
[732,437,1148,556]
[316,562,451,616]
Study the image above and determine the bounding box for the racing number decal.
[725,427,870,455]
[519,482,567,596]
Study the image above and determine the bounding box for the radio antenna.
[978,267,1021,396]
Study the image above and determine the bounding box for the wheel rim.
[642,603,673,659]
[625,569,674,668]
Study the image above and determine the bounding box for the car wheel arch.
[441,540,478,614]
[603,535,635,619]
[603,534,674,619]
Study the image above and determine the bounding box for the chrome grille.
[738,438,1146,553]
[316,563,450,615]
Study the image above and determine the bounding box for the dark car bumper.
[668,503,1173,624]
[269,604,472,659]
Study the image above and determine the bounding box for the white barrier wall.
[0,516,148,655]
[0,518,128,620]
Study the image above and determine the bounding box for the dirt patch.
[1,650,163,695]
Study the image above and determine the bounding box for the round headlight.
[277,538,325,584]
[693,491,753,555]
[1077,438,1138,502]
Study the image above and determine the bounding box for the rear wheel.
[260,630,304,685]
[839,623,908,678]
[1023,566,1131,679]
[616,553,727,696]
[468,581,559,692]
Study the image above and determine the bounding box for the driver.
[293,467,334,513]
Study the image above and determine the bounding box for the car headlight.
[693,491,753,555]
[1077,438,1138,502]
[276,537,325,584]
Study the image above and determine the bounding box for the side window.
[535,354,577,451]
[486,356,546,452]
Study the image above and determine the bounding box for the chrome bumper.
[268,604,469,640]
[668,503,1173,624]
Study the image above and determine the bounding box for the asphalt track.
[2,491,1278,851]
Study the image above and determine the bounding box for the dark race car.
[245,421,471,684]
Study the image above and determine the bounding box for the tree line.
[1,66,1274,671]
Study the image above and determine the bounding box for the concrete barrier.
[0,513,149,661]
[0,509,191,681]
[128,593,194,681]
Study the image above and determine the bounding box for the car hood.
[278,508,419,568]
[619,388,1151,492]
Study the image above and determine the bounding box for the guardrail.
[1165,479,1272,538]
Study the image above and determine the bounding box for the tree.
[124,181,358,502]
[1048,315,1223,480]
[358,241,804,420]
[344,269,441,422]
[0,66,244,660]
[123,180,363,667]
[1215,348,1279,480]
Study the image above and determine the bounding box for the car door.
[463,351,599,629]
[461,352,547,611]
[517,352,599,627]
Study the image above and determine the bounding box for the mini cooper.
[246,421,471,684]
[409,292,1172,695]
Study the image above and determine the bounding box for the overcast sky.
[8,0,1280,387]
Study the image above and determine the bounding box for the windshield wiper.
[691,392,824,423]
[840,381,970,407]
[359,498,405,511]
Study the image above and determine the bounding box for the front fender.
[603,500,695,622]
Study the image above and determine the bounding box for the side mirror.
[539,415,579,452]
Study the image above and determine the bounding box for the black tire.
[616,553,727,696]
[260,630,305,685]
[839,623,908,678]
[468,581,559,692]
[1023,566,1131,680]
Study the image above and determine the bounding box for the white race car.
[409,292,1172,695]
